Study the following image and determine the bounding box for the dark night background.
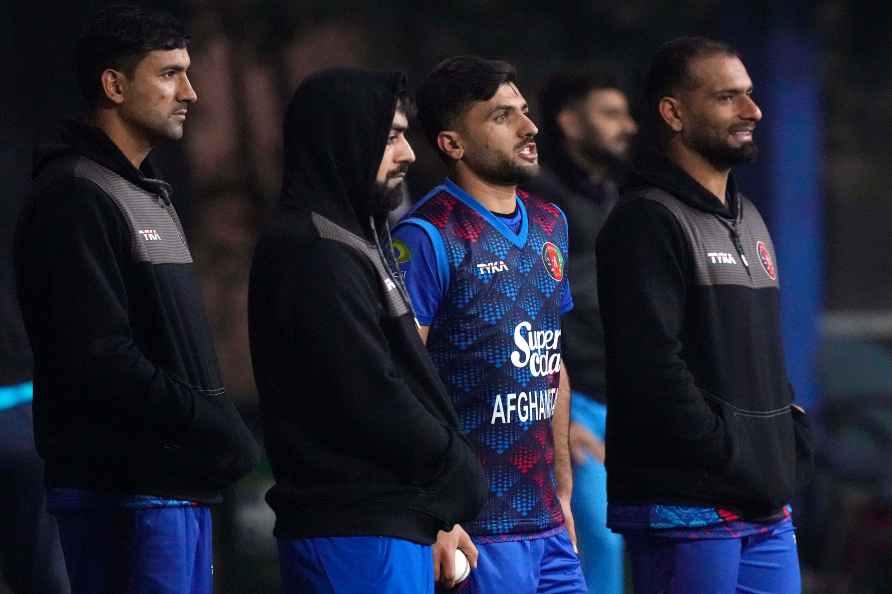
[2,1,891,592]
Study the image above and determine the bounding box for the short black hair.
[539,68,623,144]
[417,55,517,156]
[643,36,739,137]
[77,4,190,108]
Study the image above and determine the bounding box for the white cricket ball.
[454,548,470,584]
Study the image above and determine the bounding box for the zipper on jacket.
[730,223,752,279]
[163,201,189,248]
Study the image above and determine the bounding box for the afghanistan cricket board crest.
[756,240,777,281]
[541,242,564,282]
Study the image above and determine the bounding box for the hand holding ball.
[453,548,470,584]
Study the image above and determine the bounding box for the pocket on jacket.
[708,395,797,512]
[409,430,486,528]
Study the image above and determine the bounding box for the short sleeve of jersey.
[391,221,446,326]
[555,204,574,315]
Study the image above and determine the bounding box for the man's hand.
[433,524,477,588]
[558,493,579,554]
[569,421,605,466]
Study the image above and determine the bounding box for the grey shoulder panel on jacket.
[311,212,411,318]
[32,156,196,266]
[641,188,779,290]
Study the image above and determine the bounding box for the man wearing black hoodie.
[14,6,259,594]
[597,37,813,593]
[248,68,486,594]
[522,70,637,594]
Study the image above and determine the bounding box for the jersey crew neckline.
[439,179,530,247]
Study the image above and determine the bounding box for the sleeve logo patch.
[541,241,564,282]
[756,240,777,280]
[392,238,411,264]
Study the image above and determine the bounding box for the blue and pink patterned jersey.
[608,503,793,539]
[393,179,572,539]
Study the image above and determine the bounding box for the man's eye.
[387,135,398,144]
[494,113,508,123]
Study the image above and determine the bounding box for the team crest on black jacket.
[756,240,777,280]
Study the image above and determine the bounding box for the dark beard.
[368,179,408,217]
[689,128,759,170]
[579,137,633,178]
[469,152,539,186]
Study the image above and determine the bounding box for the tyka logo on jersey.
[139,229,162,241]
[476,261,509,275]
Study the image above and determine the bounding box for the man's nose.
[519,112,538,137]
[741,95,761,121]
[179,74,198,104]
[400,137,416,164]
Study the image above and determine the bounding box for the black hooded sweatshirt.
[14,120,259,502]
[596,152,813,518]
[249,69,486,544]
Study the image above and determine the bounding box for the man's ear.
[436,131,464,161]
[556,108,582,142]
[99,68,127,105]
[658,96,683,133]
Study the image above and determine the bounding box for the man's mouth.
[730,127,754,141]
[173,109,188,120]
[517,141,538,162]
[388,167,409,181]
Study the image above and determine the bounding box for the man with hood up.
[597,37,814,593]
[14,5,259,593]
[248,68,487,594]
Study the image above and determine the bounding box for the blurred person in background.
[596,36,814,593]
[0,244,68,594]
[14,5,259,593]
[394,55,586,593]
[522,68,637,594]
[249,67,485,594]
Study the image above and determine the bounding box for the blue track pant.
[626,518,800,594]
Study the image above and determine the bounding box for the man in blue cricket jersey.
[393,55,587,593]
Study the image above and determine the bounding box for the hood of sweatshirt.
[31,119,173,203]
[624,150,741,221]
[279,67,407,240]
